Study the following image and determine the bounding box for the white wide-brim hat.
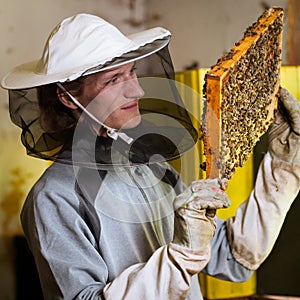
[1,13,171,90]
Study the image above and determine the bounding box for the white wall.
[145,0,288,70]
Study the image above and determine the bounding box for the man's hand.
[173,178,231,250]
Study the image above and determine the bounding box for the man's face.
[81,62,145,130]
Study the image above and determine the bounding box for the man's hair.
[37,79,86,133]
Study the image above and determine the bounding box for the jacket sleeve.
[226,152,300,270]
[202,218,253,282]
[21,178,210,300]
[103,243,210,299]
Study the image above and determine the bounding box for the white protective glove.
[269,87,300,164]
[226,88,300,270]
[173,178,231,250]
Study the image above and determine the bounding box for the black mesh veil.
[8,45,200,168]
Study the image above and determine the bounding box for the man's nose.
[124,77,145,99]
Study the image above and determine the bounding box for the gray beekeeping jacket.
[21,155,252,299]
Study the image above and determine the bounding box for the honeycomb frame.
[203,7,284,179]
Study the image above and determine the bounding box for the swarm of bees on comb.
[202,7,284,179]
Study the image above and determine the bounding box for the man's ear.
[56,87,78,110]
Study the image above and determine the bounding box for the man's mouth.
[121,101,139,110]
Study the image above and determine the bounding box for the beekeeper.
[2,13,300,300]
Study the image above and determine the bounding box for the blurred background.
[1,0,299,299]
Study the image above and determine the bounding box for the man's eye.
[107,77,119,85]
[130,67,137,75]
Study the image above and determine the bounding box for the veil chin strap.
[56,83,133,144]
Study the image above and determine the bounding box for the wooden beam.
[287,0,300,65]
